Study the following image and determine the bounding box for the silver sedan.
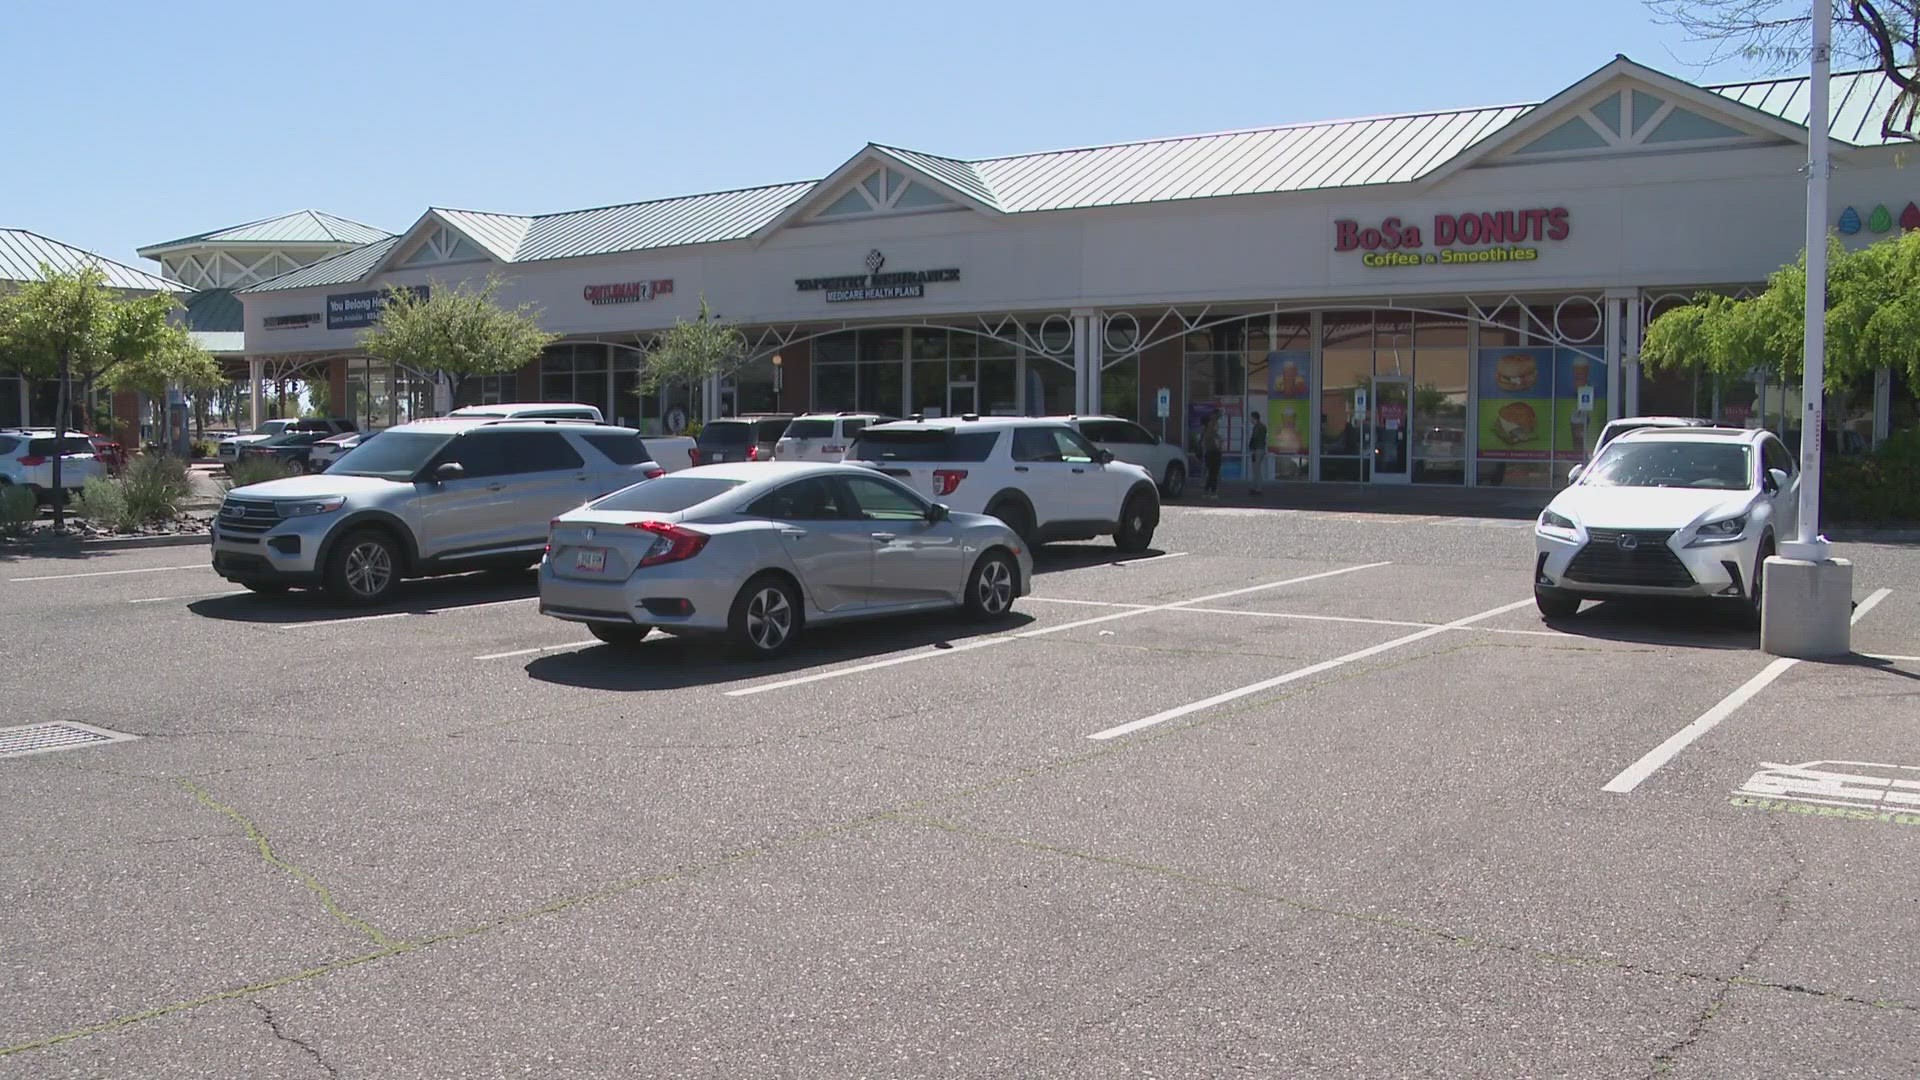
[538,462,1034,656]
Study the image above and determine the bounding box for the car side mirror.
[433,461,466,483]
[925,502,950,523]
[1567,464,1584,483]
[1096,449,1115,465]
[1766,467,1789,493]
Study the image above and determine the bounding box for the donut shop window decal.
[1333,208,1571,269]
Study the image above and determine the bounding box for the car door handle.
[780,528,807,539]
[1014,465,1029,472]
[486,484,505,492]
[870,533,896,543]
[1072,467,1086,473]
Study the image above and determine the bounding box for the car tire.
[729,573,801,658]
[1161,462,1186,499]
[1113,490,1158,553]
[1534,586,1580,620]
[324,530,401,604]
[990,500,1036,546]
[292,458,309,475]
[1742,535,1775,627]
[242,582,290,595]
[964,550,1019,621]
[589,623,653,648]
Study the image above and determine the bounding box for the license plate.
[708,453,727,462]
[573,547,607,572]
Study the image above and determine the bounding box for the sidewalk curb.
[3,532,211,555]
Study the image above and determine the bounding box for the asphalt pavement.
[1,506,1916,1078]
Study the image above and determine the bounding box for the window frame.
[747,476,854,521]
[841,474,932,522]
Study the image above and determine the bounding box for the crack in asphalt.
[1647,817,1807,1076]
[2,628,1895,1062]
[251,1000,338,1079]
[181,780,398,950]
[895,814,1911,1024]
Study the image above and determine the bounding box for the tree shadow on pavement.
[522,610,1038,693]
[1542,598,1760,651]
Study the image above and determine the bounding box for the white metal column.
[1623,296,1643,417]
[1070,311,1092,415]
[1086,313,1105,416]
[1602,293,1623,424]
[249,357,264,431]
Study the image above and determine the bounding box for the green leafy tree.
[637,297,747,400]
[358,276,558,408]
[109,324,219,403]
[1642,232,1920,388]
[0,264,191,526]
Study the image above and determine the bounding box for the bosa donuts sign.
[1334,208,1571,268]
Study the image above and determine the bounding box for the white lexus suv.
[847,417,1161,550]
[1533,427,1800,622]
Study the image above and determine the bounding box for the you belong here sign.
[326,286,429,330]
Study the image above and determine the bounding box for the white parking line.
[1087,598,1535,741]
[475,640,598,661]
[1601,587,1894,794]
[1108,551,1189,567]
[276,596,537,631]
[9,563,210,582]
[725,561,1391,698]
[1026,596,1566,637]
[280,612,412,630]
[128,589,250,604]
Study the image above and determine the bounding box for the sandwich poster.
[1476,348,1605,461]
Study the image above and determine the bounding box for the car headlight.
[277,497,345,518]
[1537,509,1577,535]
[1687,513,1749,546]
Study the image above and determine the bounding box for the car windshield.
[1585,441,1752,490]
[327,431,456,480]
[698,422,751,445]
[592,477,743,513]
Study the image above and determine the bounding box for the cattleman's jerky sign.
[795,249,960,302]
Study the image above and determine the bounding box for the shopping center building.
[234,56,1917,489]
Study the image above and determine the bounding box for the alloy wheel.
[976,559,1014,614]
[746,587,793,652]
[345,541,393,598]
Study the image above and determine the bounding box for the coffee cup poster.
[1475,348,1606,462]
[1265,350,1312,455]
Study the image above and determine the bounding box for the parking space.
[3,504,1916,1075]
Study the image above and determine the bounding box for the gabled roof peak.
[138,210,393,256]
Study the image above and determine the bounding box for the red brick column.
[1138,335,1184,444]
[328,357,349,420]
[775,339,810,414]
[110,391,141,450]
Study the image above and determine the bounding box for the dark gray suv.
[211,418,663,602]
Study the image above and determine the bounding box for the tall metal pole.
[1788,0,1831,560]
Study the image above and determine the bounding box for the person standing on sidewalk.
[1247,414,1268,495]
[1201,413,1223,499]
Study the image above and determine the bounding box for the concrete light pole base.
[1760,556,1853,659]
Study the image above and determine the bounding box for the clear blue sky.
[6,0,1781,270]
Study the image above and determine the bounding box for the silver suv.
[211,418,663,602]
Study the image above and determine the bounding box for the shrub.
[1823,427,1920,525]
[122,454,192,522]
[0,484,36,533]
[191,439,218,459]
[225,456,297,490]
[72,477,139,532]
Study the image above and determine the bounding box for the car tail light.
[643,467,665,480]
[630,520,709,567]
[687,448,703,466]
[932,469,968,497]
[18,456,45,467]
[823,445,845,456]
[747,445,760,462]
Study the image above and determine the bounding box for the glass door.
[948,382,977,418]
[1370,377,1412,484]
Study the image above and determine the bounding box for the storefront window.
[728,356,777,416]
[1101,355,1139,420]
[1028,355,1075,416]
[1319,315,1371,482]
[1474,346,1607,487]
[815,363,856,412]
[1184,328,1247,480]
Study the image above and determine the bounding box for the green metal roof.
[183,288,243,332]
[139,210,392,256]
[0,229,186,292]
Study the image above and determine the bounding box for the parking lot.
[3,505,1917,1077]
